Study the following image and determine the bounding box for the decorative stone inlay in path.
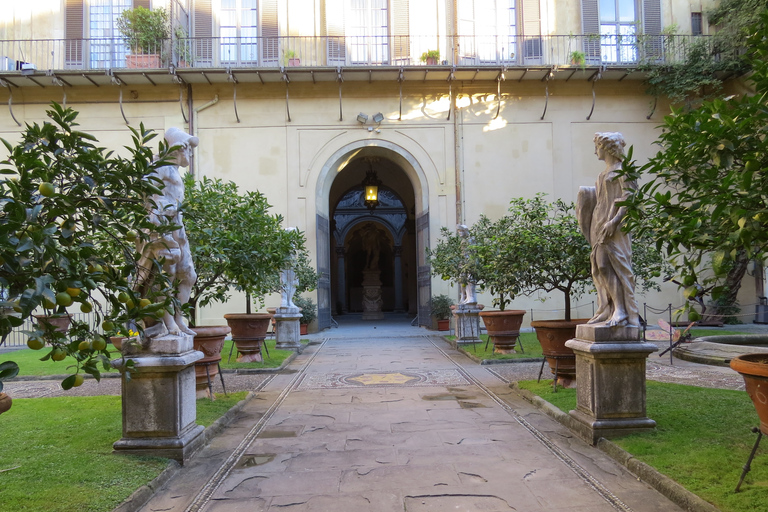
[296,369,469,390]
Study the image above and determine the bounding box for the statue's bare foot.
[607,312,629,327]
[588,309,611,324]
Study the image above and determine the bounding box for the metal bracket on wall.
[0,79,21,127]
[336,67,344,121]
[586,67,604,121]
[493,70,505,120]
[227,68,240,123]
[282,68,291,122]
[49,74,69,108]
[540,68,554,120]
[446,67,455,121]
[397,68,404,120]
[110,74,129,125]
[647,96,658,120]
[170,69,188,123]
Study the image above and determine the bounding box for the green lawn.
[0,391,248,512]
[518,380,768,512]
[3,338,296,378]
[456,332,544,360]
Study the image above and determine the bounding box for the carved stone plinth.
[565,325,657,445]
[112,334,204,463]
[362,270,384,320]
[454,304,482,344]
[274,306,302,351]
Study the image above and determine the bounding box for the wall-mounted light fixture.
[372,112,384,124]
[362,160,382,211]
[356,112,368,124]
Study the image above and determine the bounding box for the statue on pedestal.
[134,127,198,339]
[280,227,300,310]
[457,224,477,305]
[576,132,639,328]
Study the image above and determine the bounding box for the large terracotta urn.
[192,325,231,399]
[478,310,526,354]
[0,393,11,414]
[531,318,589,388]
[224,313,271,363]
[730,354,768,434]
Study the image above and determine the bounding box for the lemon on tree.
[91,337,107,351]
[72,374,85,387]
[38,182,55,197]
[79,302,92,313]
[27,337,45,350]
[55,291,73,307]
[51,347,66,361]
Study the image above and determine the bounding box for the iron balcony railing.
[0,34,714,72]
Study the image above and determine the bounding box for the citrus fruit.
[91,337,107,351]
[682,274,695,287]
[126,230,138,242]
[139,298,151,308]
[27,337,45,350]
[80,302,93,313]
[688,310,702,322]
[73,374,85,387]
[55,292,73,307]
[117,291,130,303]
[51,347,66,361]
[66,287,81,297]
[101,320,115,332]
[42,297,56,309]
[38,182,55,197]
[78,340,91,351]
[745,160,760,173]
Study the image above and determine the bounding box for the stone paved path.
[137,319,682,512]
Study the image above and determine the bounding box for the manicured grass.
[219,338,297,370]
[517,380,768,512]
[458,332,544,360]
[2,337,297,378]
[0,391,247,512]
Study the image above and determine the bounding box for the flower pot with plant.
[569,50,586,68]
[421,50,440,65]
[431,294,454,331]
[284,49,300,67]
[174,26,192,67]
[294,295,317,335]
[183,176,302,363]
[117,6,170,68]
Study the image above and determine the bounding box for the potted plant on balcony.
[117,6,170,69]
[293,295,317,335]
[184,176,300,364]
[174,26,192,67]
[570,50,586,69]
[284,49,300,67]
[421,49,440,65]
[431,294,454,331]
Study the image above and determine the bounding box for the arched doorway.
[329,158,417,319]
[313,141,433,331]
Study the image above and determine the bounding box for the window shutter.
[581,0,600,60]
[392,0,409,63]
[326,0,346,65]
[134,0,150,8]
[65,0,84,68]
[643,0,662,59]
[521,0,541,61]
[262,0,279,64]
[194,0,213,64]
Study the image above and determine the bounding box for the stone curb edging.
[509,383,721,512]
[112,391,257,512]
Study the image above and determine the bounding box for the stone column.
[565,325,658,445]
[274,306,302,351]
[113,334,204,463]
[336,246,347,313]
[393,245,404,312]
[454,303,482,344]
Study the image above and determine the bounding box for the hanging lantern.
[362,164,381,211]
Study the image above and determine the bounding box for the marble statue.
[280,228,300,309]
[361,223,382,271]
[576,132,639,328]
[134,127,198,338]
[457,224,477,305]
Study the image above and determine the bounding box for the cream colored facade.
[0,0,760,329]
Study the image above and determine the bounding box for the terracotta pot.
[224,313,271,363]
[126,54,162,68]
[33,314,72,333]
[110,336,125,351]
[730,354,768,434]
[531,318,589,388]
[479,310,526,354]
[300,323,308,335]
[0,392,11,414]
[437,319,450,331]
[193,325,231,399]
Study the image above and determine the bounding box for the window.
[691,12,703,36]
[582,0,661,64]
[458,0,521,65]
[349,0,389,64]
[599,0,637,63]
[220,0,258,64]
[89,0,132,68]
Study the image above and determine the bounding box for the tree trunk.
[718,250,749,318]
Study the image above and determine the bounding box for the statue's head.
[457,224,469,236]
[164,127,199,168]
[593,132,626,161]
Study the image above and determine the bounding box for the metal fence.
[0,34,715,72]
[0,312,101,348]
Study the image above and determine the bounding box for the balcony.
[0,34,713,87]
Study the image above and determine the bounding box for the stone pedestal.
[274,306,302,351]
[565,325,657,445]
[362,270,384,320]
[454,304,482,344]
[112,334,205,463]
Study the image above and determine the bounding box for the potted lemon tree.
[117,6,170,68]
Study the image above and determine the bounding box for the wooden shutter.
[194,0,213,64]
[392,0,409,63]
[65,0,84,68]
[326,0,346,65]
[262,0,279,64]
[643,0,662,59]
[581,0,600,60]
[521,0,541,61]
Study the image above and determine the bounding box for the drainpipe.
[191,95,219,178]
[452,0,462,225]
